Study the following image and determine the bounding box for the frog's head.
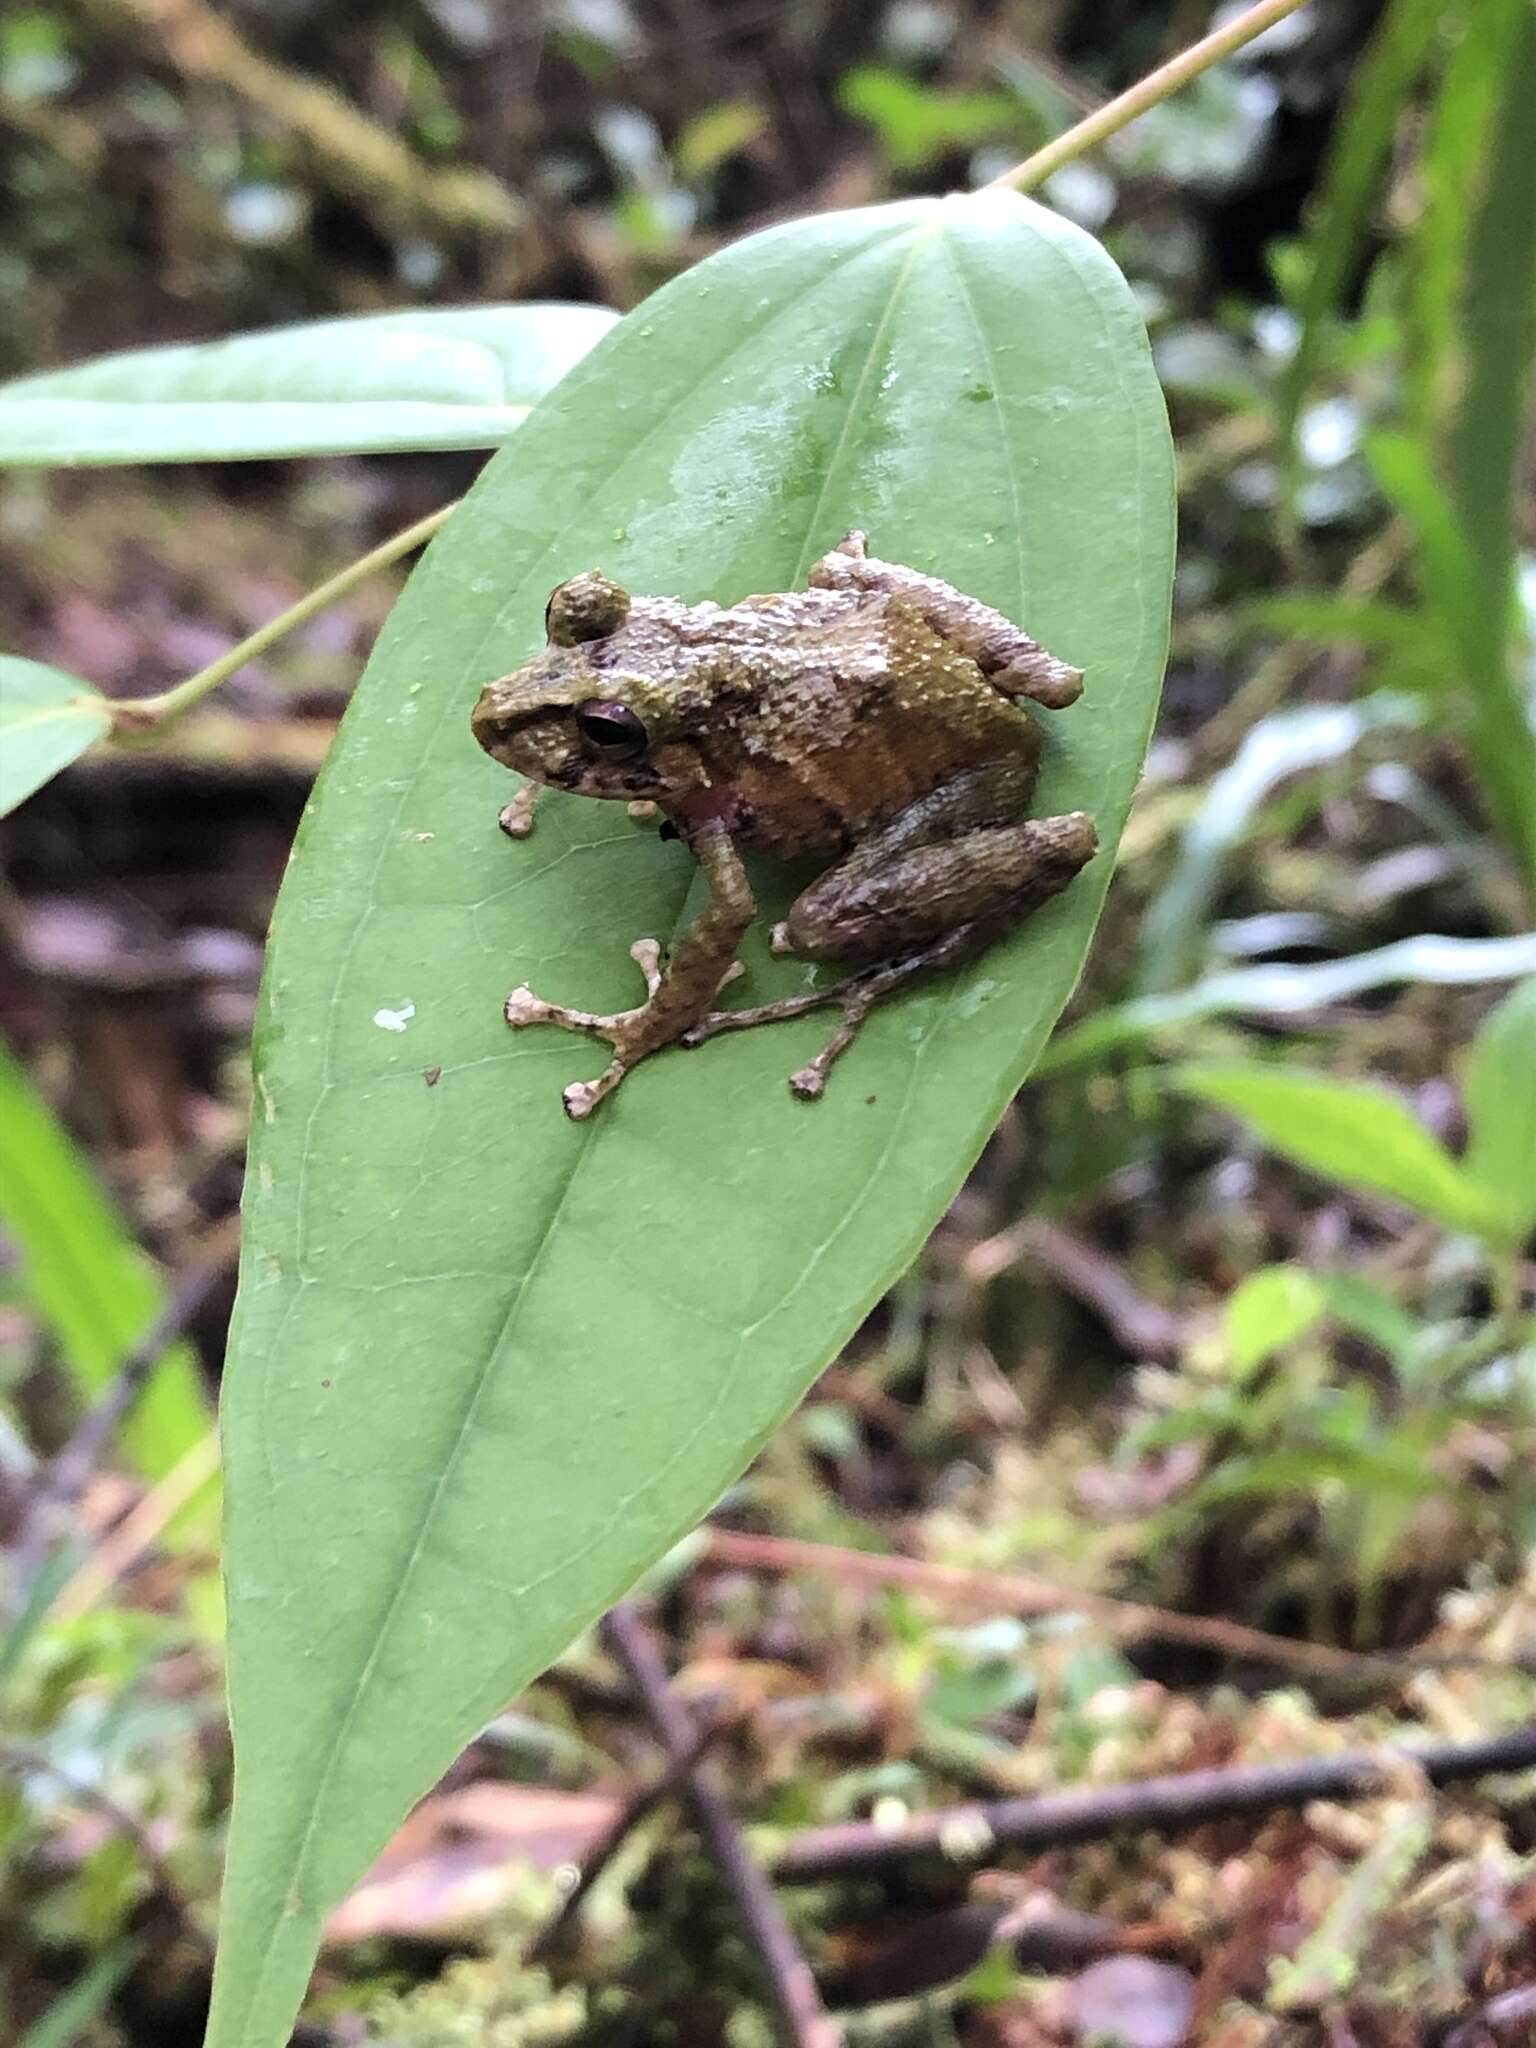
[472,570,693,801]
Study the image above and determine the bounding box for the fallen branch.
[770,1724,1536,1884]
[600,1604,839,2048]
[700,1529,1517,1685]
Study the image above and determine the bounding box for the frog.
[470,531,1097,1119]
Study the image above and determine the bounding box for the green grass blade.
[1173,1060,1504,1240]
[0,1038,216,1518]
[1275,0,1448,463]
[17,1945,140,2048]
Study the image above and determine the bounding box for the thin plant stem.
[113,499,459,732]
[990,0,1312,196]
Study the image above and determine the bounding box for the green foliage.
[16,1946,138,2048]
[1368,431,1536,888]
[1272,0,1536,891]
[0,656,111,818]
[1171,979,1536,1254]
[1275,0,1448,460]
[1225,1264,1325,1381]
[0,1037,215,1513]
[674,100,769,181]
[838,67,1021,172]
[206,189,1174,2048]
[1172,1061,1502,1241]
[1038,934,1536,1075]
[0,304,616,466]
[1461,978,1536,1244]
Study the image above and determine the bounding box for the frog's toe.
[562,1061,626,1120]
[628,938,664,997]
[505,984,560,1028]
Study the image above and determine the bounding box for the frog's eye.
[575,699,648,761]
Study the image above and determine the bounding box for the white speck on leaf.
[373,1003,416,1033]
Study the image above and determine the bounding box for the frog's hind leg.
[809,533,1083,709]
[684,807,1097,1099]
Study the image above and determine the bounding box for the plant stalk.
[114,499,458,732]
[992,0,1313,195]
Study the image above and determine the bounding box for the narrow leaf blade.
[1174,1060,1501,1238]
[0,1037,215,1501]
[0,304,616,465]
[1462,977,1536,1240]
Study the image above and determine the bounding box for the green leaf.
[1173,1060,1503,1240]
[208,191,1174,2048]
[1462,977,1536,1242]
[0,656,112,816]
[1225,1264,1325,1380]
[0,1037,216,1510]
[0,303,616,467]
[839,66,1020,173]
[674,99,769,180]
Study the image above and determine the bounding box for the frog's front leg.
[810,531,1082,709]
[504,814,754,1119]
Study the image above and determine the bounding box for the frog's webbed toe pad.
[562,1064,626,1120]
[505,984,571,1029]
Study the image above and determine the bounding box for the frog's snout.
[470,682,518,763]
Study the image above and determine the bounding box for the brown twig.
[525,1712,727,1965]
[770,1724,1536,1884]
[9,1245,235,1614]
[699,1530,1515,1686]
[600,1604,839,2048]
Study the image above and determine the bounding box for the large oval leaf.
[0,657,111,816]
[210,190,1174,2048]
[0,304,616,466]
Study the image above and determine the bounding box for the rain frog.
[471,532,1096,1118]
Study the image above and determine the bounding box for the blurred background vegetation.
[1,2,1534,2044]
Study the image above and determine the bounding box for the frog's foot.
[681,973,878,1100]
[497,784,543,840]
[683,920,1002,1101]
[506,942,744,1119]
